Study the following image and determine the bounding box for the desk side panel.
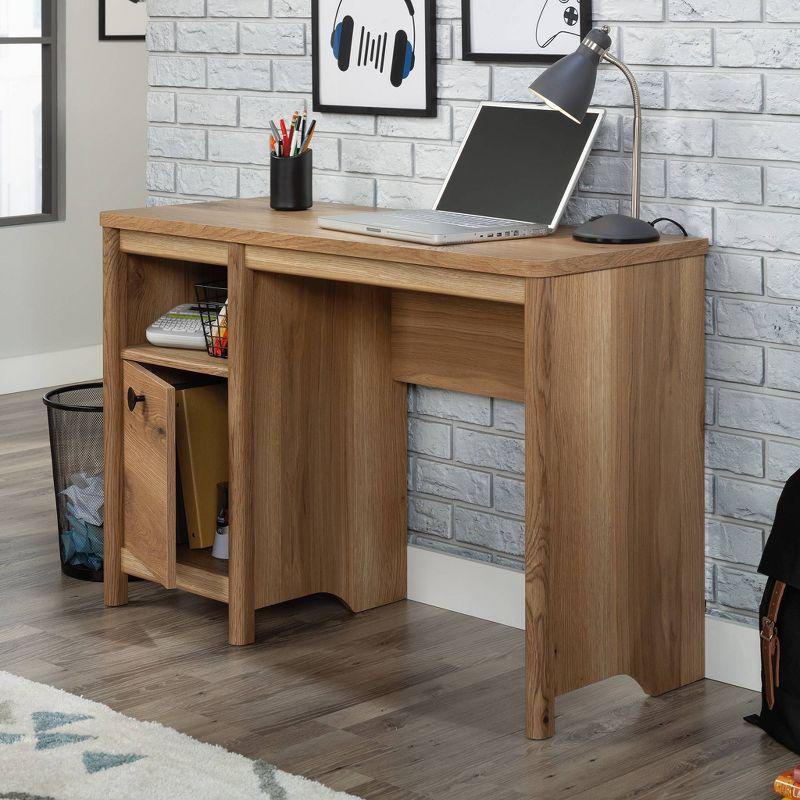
[249,272,407,612]
[524,256,706,735]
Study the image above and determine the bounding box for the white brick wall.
[146,0,800,626]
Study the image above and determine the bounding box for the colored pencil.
[301,120,316,153]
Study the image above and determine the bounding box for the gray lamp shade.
[528,26,660,244]
[529,28,611,124]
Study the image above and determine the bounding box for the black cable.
[650,217,688,237]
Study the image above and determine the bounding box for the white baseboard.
[408,545,525,629]
[0,345,102,395]
[407,545,761,692]
[705,616,760,691]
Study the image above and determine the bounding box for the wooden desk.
[101,199,708,739]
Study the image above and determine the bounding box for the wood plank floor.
[0,387,791,799]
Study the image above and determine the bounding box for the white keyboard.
[146,304,207,350]
[391,210,532,229]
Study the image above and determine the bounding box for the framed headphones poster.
[462,0,592,63]
[312,0,437,117]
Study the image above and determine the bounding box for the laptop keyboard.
[390,210,533,229]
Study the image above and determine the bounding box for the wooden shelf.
[177,545,228,576]
[122,344,228,378]
[176,546,229,604]
[121,545,229,604]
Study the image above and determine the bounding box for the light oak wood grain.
[523,257,706,739]
[125,255,193,347]
[102,228,128,607]
[120,229,229,265]
[124,254,223,347]
[100,199,709,279]
[246,246,526,304]
[175,552,229,603]
[523,277,554,739]
[122,361,177,589]
[392,291,524,401]
[249,272,407,614]
[122,345,229,378]
[227,243,256,646]
[121,546,229,603]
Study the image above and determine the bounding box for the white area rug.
[0,671,359,799]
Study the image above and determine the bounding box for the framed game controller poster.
[462,0,592,63]
[312,0,437,116]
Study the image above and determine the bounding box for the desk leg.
[524,277,556,739]
[228,244,256,645]
[244,274,406,615]
[103,228,128,608]
[523,259,705,740]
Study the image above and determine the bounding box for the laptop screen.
[435,104,602,226]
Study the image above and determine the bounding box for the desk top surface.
[101,199,708,278]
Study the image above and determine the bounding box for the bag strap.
[762,580,787,711]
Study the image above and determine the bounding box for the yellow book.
[175,383,228,549]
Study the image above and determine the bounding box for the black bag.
[746,469,800,753]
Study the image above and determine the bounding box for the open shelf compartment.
[124,252,227,377]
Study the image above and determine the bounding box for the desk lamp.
[530,26,659,244]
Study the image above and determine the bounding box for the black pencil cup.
[270,149,313,211]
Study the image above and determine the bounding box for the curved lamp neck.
[601,50,643,220]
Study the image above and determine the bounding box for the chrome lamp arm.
[601,50,643,220]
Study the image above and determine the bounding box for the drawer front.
[122,361,177,589]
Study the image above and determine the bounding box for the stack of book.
[774,766,800,798]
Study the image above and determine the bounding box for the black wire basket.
[195,282,228,359]
[42,383,104,582]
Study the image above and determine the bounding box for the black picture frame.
[99,0,146,41]
[312,0,437,117]
[462,0,592,64]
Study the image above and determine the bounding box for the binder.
[175,383,228,549]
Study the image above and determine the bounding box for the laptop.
[318,102,605,246]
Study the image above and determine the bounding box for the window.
[0,0,60,226]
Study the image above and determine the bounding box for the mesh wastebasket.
[42,382,104,582]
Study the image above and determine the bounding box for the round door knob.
[127,387,145,412]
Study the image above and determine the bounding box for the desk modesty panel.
[101,199,708,740]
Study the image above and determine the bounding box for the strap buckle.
[761,617,776,642]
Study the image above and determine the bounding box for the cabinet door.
[122,361,176,589]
